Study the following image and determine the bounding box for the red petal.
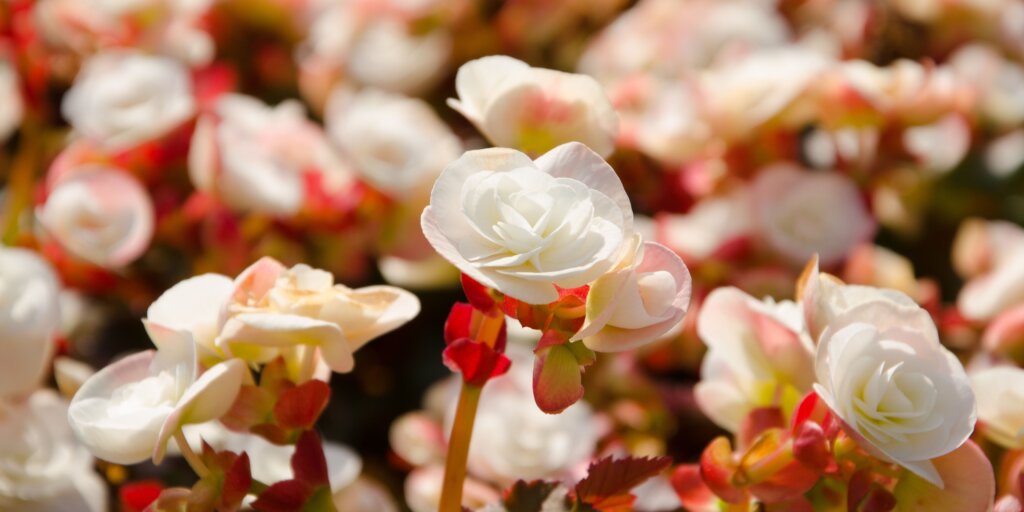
[291,431,330,488]
[461,274,496,312]
[700,437,747,504]
[671,464,718,510]
[120,481,164,512]
[273,380,330,431]
[443,338,512,386]
[444,303,473,345]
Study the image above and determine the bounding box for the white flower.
[347,20,451,94]
[325,87,462,199]
[751,164,875,267]
[61,50,194,151]
[0,390,106,512]
[952,218,1024,321]
[448,56,618,157]
[970,365,1024,449]
[813,298,975,487]
[573,237,692,352]
[189,94,355,216]
[37,166,155,268]
[421,142,633,304]
[694,287,814,433]
[0,59,22,143]
[0,248,61,398]
[657,188,752,263]
[67,330,246,465]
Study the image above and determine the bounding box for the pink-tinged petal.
[218,313,353,372]
[671,464,720,512]
[147,273,234,347]
[389,412,447,467]
[536,142,633,229]
[230,257,287,306]
[152,358,247,463]
[983,305,1024,361]
[893,441,994,509]
[187,115,218,194]
[448,55,529,122]
[994,496,1022,512]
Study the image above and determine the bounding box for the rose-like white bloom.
[949,44,1024,129]
[751,164,875,267]
[37,166,155,268]
[574,237,692,352]
[67,329,246,465]
[459,345,598,484]
[0,248,60,398]
[189,94,355,216]
[952,219,1024,321]
[813,298,975,487]
[147,258,421,376]
[325,87,462,199]
[970,365,1024,449]
[657,188,752,263]
[0,390,106,512]
[0,60,22,143]
[61,50,194,151]
[421,142,633,305]
[448,56,618,157]
[694,287,814,432]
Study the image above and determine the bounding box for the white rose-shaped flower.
[970,365,1024,449]
[573,237,692,352]
[37,166,155,268]
[814,299,975,487]
[0,59,22,143]
[752,164,875,267]
[325,87,462,199]
[448,56,618,157]
[695,287,814,433]
[421,142,633,305]
[210,258,420,376]
[0,390,106,512]
[61,50,194,151]
[67,330,246,465]
[459,346,597,484]
[189,94,355,216]
[0,248,60,398]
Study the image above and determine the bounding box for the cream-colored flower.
[448,56,618,157]
[970,365,1024,449]
[421,143,633,304]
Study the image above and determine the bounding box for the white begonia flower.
[347,19,451,95]
[457,347,597,484]
[0,248,61,399]
[629,79,712,165]
[448,56,619,157]
[903,114,970,175]
[694,287,814,433]
[751,164,875,267]
[953,219,1024,321]
[67,329,246,465]
[189,94,355,216]
[813,298,975,488]
[949,44,1024,129]
[37,166,155,268]
[325,87,462,199]
[657,188,753,263]
[214,258,420,376]
[0,59,23,143]
[421,142,633,305]
[61,50,194,151]
[0,390,107,512]
[970,365,1024,449]
[573,237,692,352]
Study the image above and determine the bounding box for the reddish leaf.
[461,274,497,312]
[533,344,584,413]
[274,380,330,430]
[292,431,330,488]
[574,455,672,503]
[445,303,474,344]
[502,480,561,512]
[251,480,311,512]
[120,481,164,512]
[670,465,718,511]
[221,385,275,431]
[221,452,252,510]
[443,338,512,386]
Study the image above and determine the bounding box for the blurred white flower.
[970,365,1024,449]
[0,390,106,512]
[62,51,194,150]
[574,237,692,352]
[67,330,246,465]
[0,248,60,399]
[695,287,814,432]
[326,87,462,199]
[190,94,355,216]
[448,56,618,157]
[814,297,975,487]
[421,142,633,304]
[952,218,1024,321]
[751,164,875,267]
[657,189,752,263]
[405,465,499,512]
[0,60,22,143]
[37,166,155,268]
[950,44,1024,130]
